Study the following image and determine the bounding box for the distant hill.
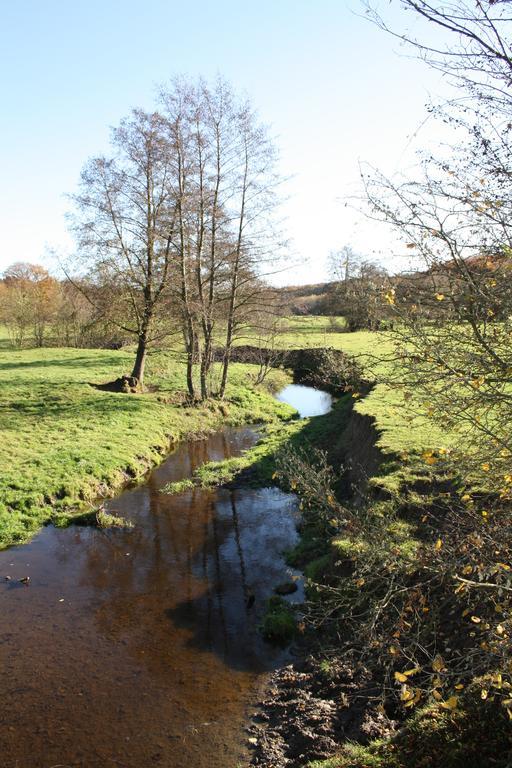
[276,281,333,315]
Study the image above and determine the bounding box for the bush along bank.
[247,393,512,768]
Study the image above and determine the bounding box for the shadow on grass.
[0,390,155,431]
[0,354,127,372]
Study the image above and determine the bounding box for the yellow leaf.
[435,293,445,301]
[395,671,408,683]
[481,463,491,472]
[432,655,445,672]
[455,684,464,690]
[400,686,414,702]
[432,690,443,701]
[403,668,421,677]
[481,689,489,700]
[404,689,422,708]
[440,696,458,710]
[389,645,399,655]
[435,539,443,551]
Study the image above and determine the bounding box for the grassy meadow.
[270,317,457,470]
[0,316,463,549]
[0,343,293,548]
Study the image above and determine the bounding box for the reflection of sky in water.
[277,384,333,417]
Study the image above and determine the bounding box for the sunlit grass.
[0,344,293,548]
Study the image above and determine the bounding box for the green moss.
[260,595,297,647]
[96,509,134,529]
[304,553,331,581]
[331,536,369,559]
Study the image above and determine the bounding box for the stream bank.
[0,383,340,768]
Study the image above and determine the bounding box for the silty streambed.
[0,385,331,768]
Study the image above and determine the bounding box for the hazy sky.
[0,0,449,284]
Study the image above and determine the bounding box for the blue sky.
[0,0,448,284]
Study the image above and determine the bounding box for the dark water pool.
[0,427,302,768]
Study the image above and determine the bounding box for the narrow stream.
[0,385,331,768]
[277,384,333,418]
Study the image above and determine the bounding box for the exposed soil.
[247,656,397,768]
[91,374,141,393]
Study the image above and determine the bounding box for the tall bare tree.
[160,77,284,400]
[69,109,175,387]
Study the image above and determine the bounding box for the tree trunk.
[183,325,197,400]
[219,331,232,398]
[131,334,147,387]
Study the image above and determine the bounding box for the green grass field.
[269,317,453,459]
[0,316,465,549]
[0,344,293,548]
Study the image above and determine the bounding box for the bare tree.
[359,0,512,483]
[69,109,175,388]
[365,0,512,109]
[159,77,284,400]
[327,248,389,331]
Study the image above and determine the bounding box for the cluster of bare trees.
[69,77,283,396]
[325,246,389,331]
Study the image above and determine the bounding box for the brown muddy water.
[0,429,303,768]
[0,385,330,768]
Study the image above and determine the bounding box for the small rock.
[274,581,298,596]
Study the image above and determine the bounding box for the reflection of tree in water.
[67,454,300,674]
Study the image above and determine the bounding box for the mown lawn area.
[0,345,293,549]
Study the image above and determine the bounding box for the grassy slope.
[0,345,293,548]
[272,317,453,460]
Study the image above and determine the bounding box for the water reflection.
[276,383,333,417]
[0,427,301,768]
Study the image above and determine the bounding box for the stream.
[0,385,331,768]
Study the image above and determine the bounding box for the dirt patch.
[247,656,397,767]
[91,375,141,393]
